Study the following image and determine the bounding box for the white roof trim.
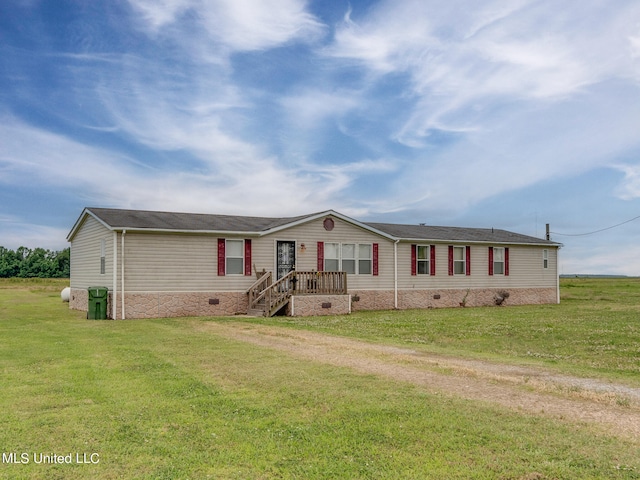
[66,208,114,241]
[260,210,397,240]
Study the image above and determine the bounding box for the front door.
[276,241,296,279]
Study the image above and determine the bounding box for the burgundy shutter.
[244,239,252,276]
[411,244,417,276]
[488,247,494,276]
[317,242,324,271]
[505,247,510,276]
[448,246,454,276]
[373,243,379,276]
[430,245,436,276]
[217,238,225,276]
[466,246,471,276]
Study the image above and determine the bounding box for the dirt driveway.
[199,321,640,442]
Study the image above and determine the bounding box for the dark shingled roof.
[86,207,312,233]
[365,222,556,245]
[77,207,559,245]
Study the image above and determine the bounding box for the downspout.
[113,231,117,319]
[394,239,399,309]
[121,230,126,320]
[556,247,560,304]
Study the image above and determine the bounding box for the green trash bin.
[88,287,109,320]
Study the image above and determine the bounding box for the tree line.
[0,246,70,278]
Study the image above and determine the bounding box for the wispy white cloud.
[327,0,640,142]
[127,0,325,52]
[613,164,640,200]
[320,0,640,218]
[0,116,374,221]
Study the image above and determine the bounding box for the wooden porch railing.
[292,271,347,295]
[247,271,348,316]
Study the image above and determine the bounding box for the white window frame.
[453,246,466,275]
[493,247,505,275]
[417,245,430,275]
[543,249,549,269]
[324,242,340,272]
[225,239,244,275]
[324,242,372,275]
[358,244,372,275]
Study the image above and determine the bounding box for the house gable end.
[67,208,114,242]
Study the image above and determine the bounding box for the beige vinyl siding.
[118,217,393,292]
[121,232,245,292]
[70,216,113,289]
[250,215,395,290]
[87,212,557,295]
[397,242,558,289]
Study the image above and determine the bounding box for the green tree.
[0,246,70,278]
[0,247,19,278]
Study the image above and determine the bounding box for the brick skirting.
[288,295,351,317]
[350,287,557,311]
[70,289,248,319]
[70,287,557,319]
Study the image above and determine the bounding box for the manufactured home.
[67,208,561,319]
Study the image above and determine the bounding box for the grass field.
[0,278,639,479]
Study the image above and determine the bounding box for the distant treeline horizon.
[0,246,70,278]
[560,274,634,278]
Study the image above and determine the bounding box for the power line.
[550,214,640,237]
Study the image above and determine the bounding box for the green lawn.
[0,278,638,479]
[252,278,640,385]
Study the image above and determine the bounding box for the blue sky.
[1,0,640,275]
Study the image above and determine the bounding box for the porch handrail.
[293,271,347,295]
[247,271,272,311]
[247,270,348,316]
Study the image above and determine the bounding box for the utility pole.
[545,223,550,241]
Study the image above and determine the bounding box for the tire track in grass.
[197,321,640,442]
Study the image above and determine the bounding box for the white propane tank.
[61,287,71,302]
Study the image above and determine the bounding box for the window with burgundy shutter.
[490,247,507,276]
[453,246,466,275]
[225,239,244,275]
[450,246,470,275]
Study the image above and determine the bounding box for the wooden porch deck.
[247,271,348,317]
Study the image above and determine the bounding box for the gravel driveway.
[199,321,640,442]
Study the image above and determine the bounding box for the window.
[226,239,244,275]
[543,249,548,269]
[324,243,340,272]
[323,242,372,274]
[453,246,465,275]
[100,239,106,275]
[493,247,505,275]
[417,245,430,274]
[359,244,372,275]
[342,244,356,274]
